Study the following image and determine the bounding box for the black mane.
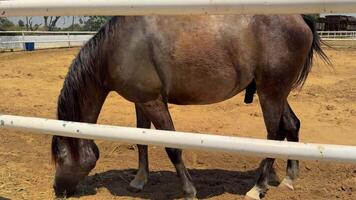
[52,17,120,164]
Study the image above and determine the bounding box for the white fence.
[319,31,356,40]
[319,31,356,48]
[0,31,95,51]
[0,30,355,51]
[1,0,356,16]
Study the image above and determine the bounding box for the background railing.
[318,31,356,48]
[0,31,96,51]
[0,30,356,51]
[319,31,356,39]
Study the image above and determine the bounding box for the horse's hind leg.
[279,102,301,190]
[136,97,197,199]
[245,92,288,200]
[129,104,151,192]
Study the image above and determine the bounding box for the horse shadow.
[75,167,261,199]
[0,197,11,200]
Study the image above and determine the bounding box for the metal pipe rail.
[319,31,356,39]
[1,115,356,163]
[0,31,95,50]
[0,31,97,34]
[322,38,356,41]
[0,39,88,44]
[1,0,356,17]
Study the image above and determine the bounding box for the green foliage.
[18,19,25,28]
[62,24,83,31]
[0,18,16,31]
[306,14,321,21]
[83,16,110,31]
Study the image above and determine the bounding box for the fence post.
[67,32,71,48]
[22,31,25,50]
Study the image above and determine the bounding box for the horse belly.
[147,16,255,104]
[167,74,242,105]
[166,58,247,105]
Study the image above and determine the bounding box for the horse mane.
[52,17,121,164]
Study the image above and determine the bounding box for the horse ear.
[244,80,256,104]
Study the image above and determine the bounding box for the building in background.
[317,15,356,31]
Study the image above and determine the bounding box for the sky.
[7,13,356,28]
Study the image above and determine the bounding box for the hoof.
[245,185,263,200]
[184,186,197,200]
[127,185,142,193]
[279,177,294,190]
[245,196,260,200]
[127,178,146,193]
[184,197,198,200]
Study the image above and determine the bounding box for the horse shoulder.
[106,19,163,103]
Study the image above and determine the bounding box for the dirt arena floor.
[0,47,355,200]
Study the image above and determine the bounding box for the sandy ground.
[0,48,355,200]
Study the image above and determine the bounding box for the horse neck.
[52,19,117,165]
[53,46,109,165]
[61,17,122,121]
[57,46,108,123]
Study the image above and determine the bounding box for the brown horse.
[51,15,329,199]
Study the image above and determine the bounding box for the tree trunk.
[48,16,61,31]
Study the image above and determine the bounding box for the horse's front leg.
[129,105,151,192]
[137,97,197,200]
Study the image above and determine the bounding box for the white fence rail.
[1,115,356,163]
[319,31,356,40]
[1,0,356,16]
[318,31,356,48]
[0,31,95,51]
[0,30,355,51]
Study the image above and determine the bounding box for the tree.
[71,16,75,31]
[307,14,321,21]
[0,18,15,31]
[18,19,25,28]
[83,16,110,31]
[43,16,61,31]
[62,24,83,31]
[79,17,84,25]
[26,17,41,31]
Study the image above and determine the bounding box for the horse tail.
[294,15,332,89]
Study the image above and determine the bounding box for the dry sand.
[0,48,355,200]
